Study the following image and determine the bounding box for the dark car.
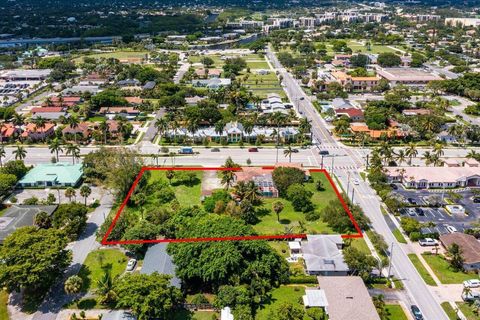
[474,197,480,203]
[292,148,299,153]
[248,147,258,152]
[319,150,329,156]
[390,184,398,190]
[415,208,424,216]
[407,198,417,205]
[410,305,423,320]
[211,148,220,152]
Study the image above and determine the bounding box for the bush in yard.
[272,167,305,197]
[304,211,320,221]
[286,184,313,212]
[204,190,231,213]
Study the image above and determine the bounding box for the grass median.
[407,254,437,286]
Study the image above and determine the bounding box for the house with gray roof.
[141,243,181,288]
[0,205,57,243]
[301,235,349,276]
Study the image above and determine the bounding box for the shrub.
[305,211,320,221]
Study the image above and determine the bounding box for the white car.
[419,238,438,246]
[353,179,360,185]
[464,279,480,288]
[126,259,137,272]
[446,225,458,233]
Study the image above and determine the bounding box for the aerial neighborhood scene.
[2,0,480,319]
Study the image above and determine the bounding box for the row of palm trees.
[0,140,81,165]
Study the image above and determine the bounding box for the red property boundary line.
[101,167,363,245]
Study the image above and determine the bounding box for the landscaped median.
[441,302,459,320]
[407,254,437,286]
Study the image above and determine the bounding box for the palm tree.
[65,143,80,164]
[155,117,169,142]
[65,187,76,202]
[80,185,92,205]
[270,112,288,163]
[273,201,284,222]
[49,138,63,162]
[433,143,444,158]
[422,151,434,166]
[99,120,109,144]
[378,141,393,166]
[64,275,83,295]
[33,116,47,142]
[283,145,294,162]
[96,270,116,305]
[13,144,27,160]
[298,117,312,143]
[233,180,262,204]
[0,146,5,167]
[221,170,236,190]
[67,115,80,143]
[405,142,418,165]
[394,149,407,166]
[12,113,24,126]
[467,149,479,160]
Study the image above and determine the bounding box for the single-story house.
[191,78,231,89]
[99,107,140,120]
[301,234,349,276]
[331,98,354,110]
[18,163,83,188]
[0,205,57,243]
[235,167,279,198]
[334,108,364,121]
[376,68,442,87]
[385,166,480,189]
[141,243,181,288]
[317,276,381,320]
[440,232,480,271]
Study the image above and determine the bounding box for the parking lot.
[393,184,480,235]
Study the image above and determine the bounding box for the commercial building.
[376,68,442,87]
[0,205,57,243]
[385,166,480,189]
[331,71,380,92]
[317,276,381,320]
[440,232,480,271]
[0,69,51,81]
[18,163,83,188]
[445,18,480,27]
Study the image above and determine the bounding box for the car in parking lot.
[211,148,220,152]
[415,207,424,216]
[446,225,458,233]
[126,258,137,272]
[353,178,360,185]
[419,238,438,246]
[390,184,398,190]
[410,305,423,320]
[407,198,417,205]
[248,147,258,152]
[319,150,329,155]
[292,148,299,153]
[407,208,417,216]
[463,279,480,288]
[474,197,480,203]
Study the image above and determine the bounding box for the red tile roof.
[31,107,65,113]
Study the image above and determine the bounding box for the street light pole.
[321,155,324,169]
[346,171,351,197]
[351,188,355,203]
[330,154,335,175]
[387,242,394,279]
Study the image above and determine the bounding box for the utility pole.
[351,187,355,203]
[346,171,351,197]
[330,154,335,175]
[365,154,370,170]
[321,155,324,169]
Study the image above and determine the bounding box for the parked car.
[211,148,220,152]
[462,291,480,302]
[390,184,398,190]
[178,146,193,154]
[464,279,480,288]
[353,178,360,185]
[446,225,458,233]
[410,305,424,320]
[407,198,417,205]
[415,207,424,216]
[474,197,480,203]
[419,238,438,246]
[292,148,299,153]
[407,208,417,216]
[126,259,137,272]
[248,147,258,152]
[319,150,329,155]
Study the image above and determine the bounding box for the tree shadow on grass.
[280,219,291,224]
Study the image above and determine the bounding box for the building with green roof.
[18,162,83,188]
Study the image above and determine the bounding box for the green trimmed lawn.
[269,241,290,258]
[385,304,408,320]
[256,286,306,320]
[351,237,371,254]
[173,310,219,320]
[247,60,270,69]
[0,290,8,320]
[407,254,437,286]
[148,170,203,206]
[441,302,459,320]
[73,51,148,63]
[254,172,336,235]
[456,302,480,320]
[422,253,474,284]
[77,249,128,292]
[393,228,407,244]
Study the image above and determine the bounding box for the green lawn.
[246,60,270,69]
[77,249,128,292]
[350,237,371,254]
[73,51,148,64]
[0,290,8,320]
[0,207,7,217]
[407,254,437,286]
[441,302,459,320]
[256,286,307,320]
[422,253,474,284]
[253,172,336,235]
[393,228,407,244]
[385,304,408,320]
[173,310,219,320]
[456,302,480,320]
[148,170,203,206]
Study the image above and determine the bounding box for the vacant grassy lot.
[0,290,8,320]
[422,253,474,284]
[256,286,307,320]
[78,249,128,292]
[148,170,203,206]
[407,254,437,286]
[73,51,148,64]
[385,304,408,320]
[240,71,286,99]
[254,172,337,235]
[246,60,270,69]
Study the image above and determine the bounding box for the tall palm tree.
[298,117,312,143]
[270,112,288,163]
[422,151,434,166]
[33,116,47,142]
[12,113,24,126]
[221,170,236,190]
[405,142,418,165]
[433,143,444,158]
[283,145,294,163]
[0,146,5,167]
[99,120,109,144]
[80,185,92,205]
[394,149,407,166]
[13,144,27,160]
[378,141,393,166]
[65,143,80,164]
[67,115,80,143]
[155,117,168,142]
[49,138,63,162]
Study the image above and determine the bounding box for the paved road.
[266,45,448,320]
[32,192,113,320]
[444,95,480,126]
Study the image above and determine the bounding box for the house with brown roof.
[350,123,405,139]
[0,123,19,142]
[46,96,82,108]
[334,108,364,121]
[21,123,55,140]
[125,97,143,105]
[440,232,480,271]
[62,122,90,139]
[331,71,380,92]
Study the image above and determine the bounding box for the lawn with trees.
[421,252,473,284]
